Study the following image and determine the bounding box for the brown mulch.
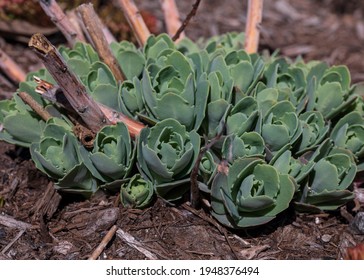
[1,0,364,260]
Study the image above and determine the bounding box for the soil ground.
[1,0,364,260]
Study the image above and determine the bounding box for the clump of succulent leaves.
[1,32,363,229]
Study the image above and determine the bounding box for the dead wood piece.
[116,228,158,260]
[77,3,125,82]
[116,0,151,46]
[1,229,26,255]
[0,214,31,230]
[39,0,85,46]
[29,33,111,133]
[160,0,185,41]
[33,77,145,138]
[0,48,27,83]
[30,182,61,222]
[239,244,270,260]
[18,91,52,122]
[244,0,264,54]
[66,9,87,43]
[172,0,201,41]
[6,177,20,201]
[88,225,118,260]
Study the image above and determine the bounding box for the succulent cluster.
[1,32,363,228]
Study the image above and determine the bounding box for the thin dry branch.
[39,0,85,46]
[116,228,158,260]
[0,48,26,83]
[18,91,52,121]
[160,0,185,41]
[29,33,111,133]
[244,0,264,54]
[33,77,145,138]
[172,0,201,41]
[88,225,118,260]
[1,230,26,255]
[0,214,31,230]
[77,3,125,82]
[116,0,151,46]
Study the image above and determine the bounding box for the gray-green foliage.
[1,32,363,228]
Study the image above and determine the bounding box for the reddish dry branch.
[77,3,125,82]
[171,0,201,41]
[244,0,264,54]
[160,0,185,41]
[18,91,52,121]
[116,0,151,46]
[0,48,26,83]
[28,33,111,133]
[39,0,85,46]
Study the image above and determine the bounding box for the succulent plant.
[137,118,200,201]
[211,157,295,228]
[30,119,98,195]
[1,31,363,228]
[296,151,356,211]
[89,122,135,188]
[120,174,154,209]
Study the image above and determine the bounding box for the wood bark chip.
[77,3,125,82]
[39,0,85,47]
[116,0,151,46]
[29,33,111,133]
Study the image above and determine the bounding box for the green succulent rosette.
[89,122,135,189]
[137,118,200,201]
[198,150,219,192]
[258,100,302,154]
[296,151,356,211]
[30,119,98,195]
[330,111,364,159]
[211,157,295,228]
[139,34,209,131]
[120,174,154,209]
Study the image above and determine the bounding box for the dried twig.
[0,214,31,230]
[88,225,118,260]
[116,228,158,260]
[66,9,87,42]
[160,0,185,41]
[18,91,52,121]
[77,3,125,82]
[1,229,26,255]
[33,77,145,138]
[172,0,201,41]
[190,129,224,209]
[116,0,151,46]
[244,0,264,54]
[39,0,85,46]
[29,33,111,133]
[0,48,26,83]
